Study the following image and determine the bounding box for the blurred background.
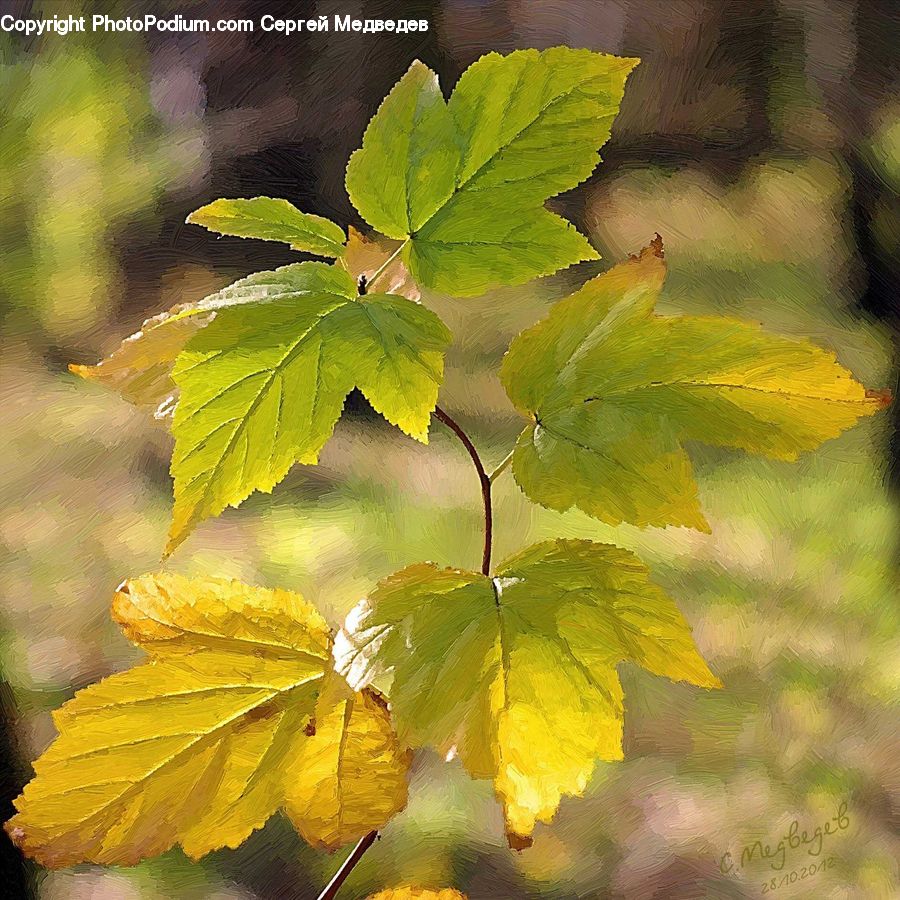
[1,1,898,898]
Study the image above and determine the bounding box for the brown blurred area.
[1,1,898,898]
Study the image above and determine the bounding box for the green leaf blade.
[345,61,460,239]
[167,262,450,553]
[409,203,599,296]
[346,48,639,296]
[336,538,718,844]
[351,293,452,440]
[501,239,888,530]
[187,197,346,257]
[512,404,709,531]
[448,47,639,200]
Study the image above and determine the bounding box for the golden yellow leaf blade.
[112,573,331,661]
[5,653,322,867]
[492,637,625,844]
[6,574,416,867]
[283,674,410,850]
[337,539,719,845]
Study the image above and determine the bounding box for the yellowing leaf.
[69,302,217,412]
[167,261,450,554]
[347,49,638,295]
[6,574,409,867]
[187,197,346,257]
[67,261,311,413]
[111,572,331,658]
[284,671,410,850]
[367,890,467,900]
[71,198,347,412]
[336,539,719,844]
[500,238,890,530]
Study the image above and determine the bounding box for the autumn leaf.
[187,197,346,257]
[5,574,409,868]
[500,237,890,530]
[284,669,412,850]
[69,232,419,416]
[70,255,450,552]
[336,539,719,844]
[346,49,639,295]
[71,197,346,412]
[167,261,450,553]
[67,253,340,414]
[69,301,219,413]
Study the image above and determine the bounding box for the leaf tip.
[506,830,533,851]
[161,532,181,560]
[865,387,893,410]
[631,233,664,261]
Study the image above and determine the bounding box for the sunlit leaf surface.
[347,49,639,295]
[336,539,719,843]
[501,238,889,530]
[187,196,346,257]
[6,574,408,867]
[168,261,450,552]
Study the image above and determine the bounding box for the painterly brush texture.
[167,262,450,553]
[501,238,888,530]
[3,16,897,900]
[336,539,719,845]
[5,574,408,867]
[347,50,638,294]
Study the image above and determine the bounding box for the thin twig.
[316,830,378,900]
[433,406,492,575]
[316,411,494,897]
[366,239,409,292]
[489,449,514,484]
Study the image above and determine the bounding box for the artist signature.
[718,801,850,874]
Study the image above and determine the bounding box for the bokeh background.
[1,1,898,898]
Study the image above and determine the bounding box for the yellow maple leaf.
[337,539,720,845]
[5,573,409,868]
[501,236,890,531]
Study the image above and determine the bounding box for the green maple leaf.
[346,48,639,295]
[336,538,719,845]
[500,238,890,531]
[187,197,347,257]
[167,262,450,553]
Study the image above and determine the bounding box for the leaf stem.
[366,239,409,292]
[316,830,378,900]
[489,449,514,483]
[433,406,493,576]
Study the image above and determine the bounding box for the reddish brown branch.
[317,830,378,900]
[433,406,493,575]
